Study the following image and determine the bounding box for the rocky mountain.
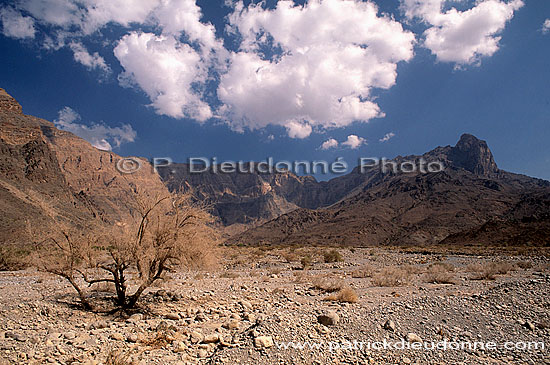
[0,88,169,244]
[225,134,550,247]
[157,163,365,227]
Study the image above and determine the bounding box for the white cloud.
[285,121,313,139]
[69,42,110,74]
[19,0,82,28]
[402,0,524,65]
[153,0,220,54]
[542,19,550,34]
[379,132,395,142]
[342,135,366,149]
[54,106,137,151]
[219,0,415,137]
[114,32,212,121]
[320,138,339,150]
[0,6,36,39]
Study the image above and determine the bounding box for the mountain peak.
[0,88,23,114]
[448,133,498,176]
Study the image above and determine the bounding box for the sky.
[0,0,549,181]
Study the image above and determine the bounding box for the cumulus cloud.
[219,0,415,137]
[320,138,339,150]
[114,32,212,121]
[402,0,524,65]
[342,135,366,149]
[69,42,110,74]
[379,132,395,142]
[0,6,36,39]
[542,19,550,34]
[54,106,137,151]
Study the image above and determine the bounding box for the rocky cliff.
[0,88,169,244]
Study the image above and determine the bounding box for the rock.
[165,313,180,321]
[403,357,412,364]
[317,311,339,326]
[127,334,138,343]
[241,300,253,311]
[383,320,396,332]
[406,333,423,343]
[128,314,143,322]
[223,320,240,330]
[64,332,76,340]
[198,349,208,358]
[254,336,274,348]
[110,333,125,341]
[525,321,536,331]
[173,341,186,353]
[203,334,220,344]
[190,331,204,344]
[88,320,109,330]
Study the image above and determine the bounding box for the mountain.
[157,162,368,227]
[225,134,550,247]
[0,88,169,244]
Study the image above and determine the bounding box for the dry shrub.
[515,261,533,269]
[372,266,411,287]
[300,255,313,270]
[324,287,358,303]
[351,264,375,278]
[468,261,514,281]
[0,244,31,271]
[423,263,457,284]
[311,275,344,293]
[282,252,298,263]
[534,263,550,272]
[220,271,240,279]
[30,190,219,310]
[268,268,283,276]
[105,348,132,365]
[323,249,343,263]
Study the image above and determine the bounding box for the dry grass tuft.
[324,287,358,303]
[311,275,344,293]
[105,348,132,365]
[372,266,411,287]
[351,264,375,278]
[323,249,343,263]
[468,261,515,280]
[423,263,457,284]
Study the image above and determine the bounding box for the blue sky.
[0,0,549,181]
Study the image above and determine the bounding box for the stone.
[240,300,253,311]
[110,333,125,341]
[173,341,186,353]
[190,331,204,344]
[406,333,423,343]
[254,336,274,348]
[223,320,240,330]
[165,313,180,321]
[127,334,138,343]
[317,311,339,326]
[203,334,220,344]
[383,320,396,332]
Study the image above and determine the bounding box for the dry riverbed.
[0,247,549,364]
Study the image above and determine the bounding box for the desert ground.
[0,247,549,365]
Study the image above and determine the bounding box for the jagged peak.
[448,133,498,176]
[0,88,23,114]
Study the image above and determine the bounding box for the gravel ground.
[0,248,549,364]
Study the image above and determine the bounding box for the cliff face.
[0,88,169,243]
